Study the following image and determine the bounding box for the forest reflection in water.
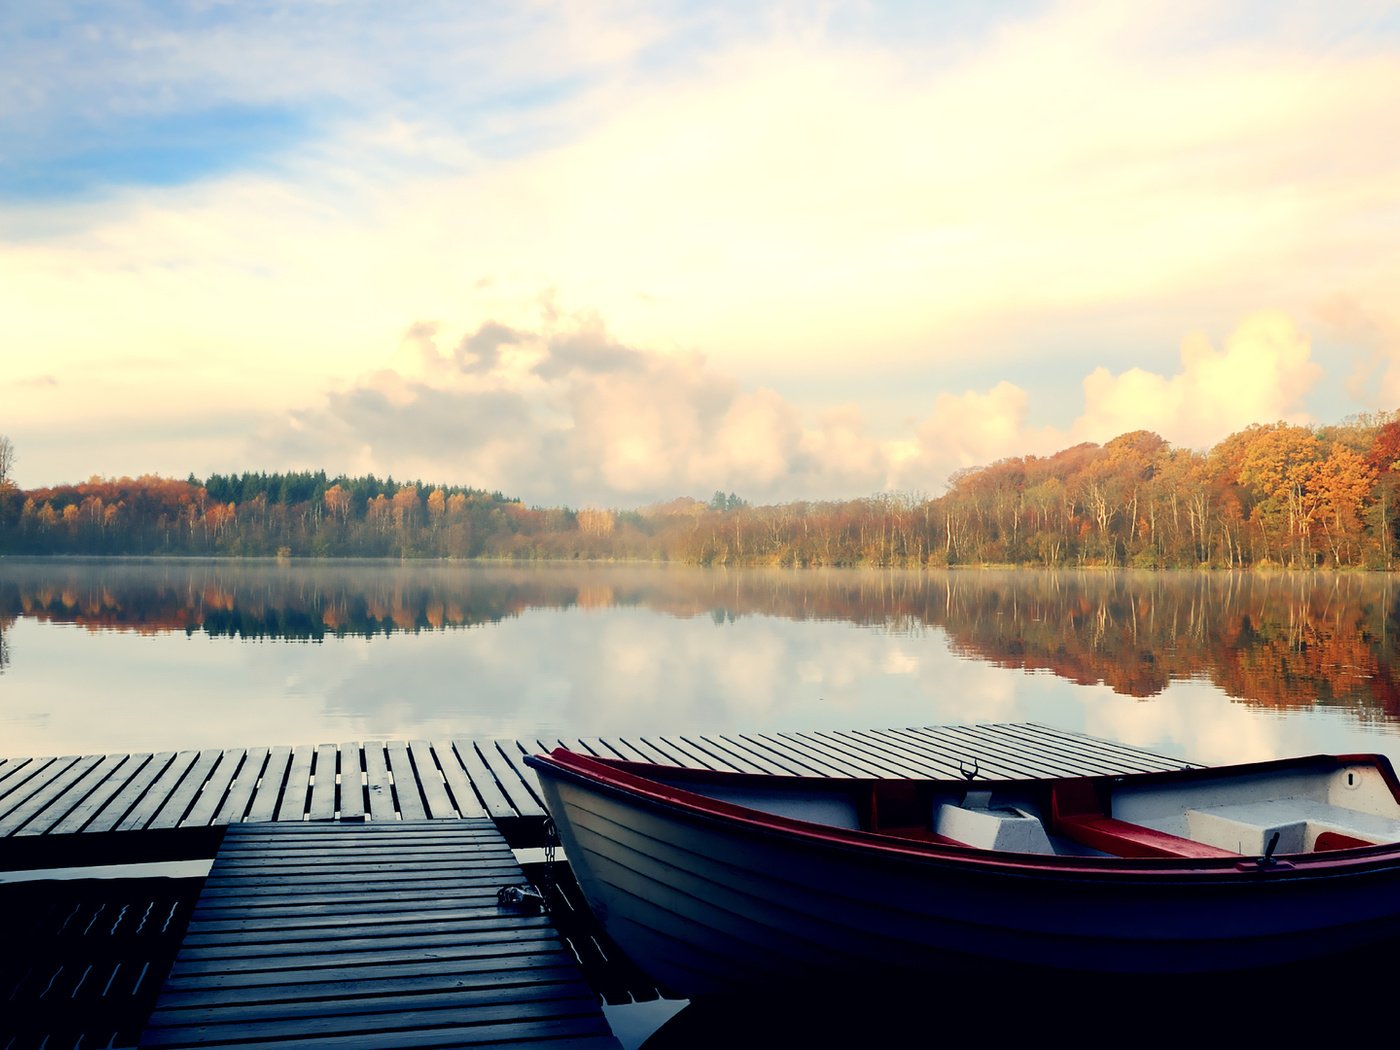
[0,558,1397,762]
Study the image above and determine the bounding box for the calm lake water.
[2,557,1398,768]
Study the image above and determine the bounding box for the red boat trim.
[527,748,1400,881]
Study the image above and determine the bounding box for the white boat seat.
[1185,799,1400,855]
[934,801,1056,854]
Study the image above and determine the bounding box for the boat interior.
[677,757,1400,860]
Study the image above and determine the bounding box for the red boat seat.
[1049,779,1239,860]
[1053,813,1240,859]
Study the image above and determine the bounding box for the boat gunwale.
[526,748,1400,881]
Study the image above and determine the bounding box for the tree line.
[0,411,1397,567]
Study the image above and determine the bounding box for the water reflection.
[638,960,1400,1046]
[3,561,1396,715]
[1,559,1398,762]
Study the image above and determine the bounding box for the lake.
[2,558,1398,768]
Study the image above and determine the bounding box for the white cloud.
[1316,295,1400,411]
[1073,311,1323,449]
[909,383,1044,475]
[248,305,1338,505]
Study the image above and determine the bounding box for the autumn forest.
[1,412,1398,569]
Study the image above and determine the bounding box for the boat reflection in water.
[639,959,1400,1046]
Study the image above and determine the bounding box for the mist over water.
[1,559,1397,768]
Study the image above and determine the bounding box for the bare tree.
[0,434,13,489]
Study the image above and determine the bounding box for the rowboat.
[524,748,1400,998]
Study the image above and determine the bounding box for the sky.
[3,0,1399,508]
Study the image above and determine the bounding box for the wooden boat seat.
[1186,799,1400,854]
[1052,813,1239,859]
[1049,779,1238,860]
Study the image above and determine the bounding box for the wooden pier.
[139,820,618,1049]
[0,724,1192,845]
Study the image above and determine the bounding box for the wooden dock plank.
[154,951,584,1003]
[81,750,175,833]
[386,740,428,820]
[452,739,517,820]
[641,736,716,768]
[114,750,199,832]
[191,883,509,919]
[887,726,1042,778]
[162,936,573,979]
[45,751,153,835]
[0,755,78,828]
[0,753,106,835]
[146,748,225,830]
[143,977,601,1021]
[679,735,770,773]
[612,737,685,763]
[851,728,967,778]
[276,746,315,822]
[654,736,731,771]
[0,755,97,835]
[362,742,397,821]
[142,819,618,1049]
[212,747,270,825]
[167,924,562,974]
[479,740,546,818]
[408,740,456,819]
[11,752,125,836]
[735,732,849,776]
[433,739,488,819]
[142,991,609,1046]
[244,745,292,824]
[691,735,791,774]
[999,724,1142,769]
[182,748,250,828]
[1004,723,1197,772]
[307,744,339,821]
[806,729,932,778]
[710,734,811,774]
[943,724,1121,777]
[895,726,1062,779]
[579,737,651,762]
[772,733,901,784]
[191,870,528,905]
[203,848,517,877]
[337,742,366,821]
[900,724,1078,777]
[0,755,42,798]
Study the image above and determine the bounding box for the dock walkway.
[0,723,1192,840]
[139,820,618,1049]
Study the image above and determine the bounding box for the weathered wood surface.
[0,724,1194,837]
[140,820,619,1049]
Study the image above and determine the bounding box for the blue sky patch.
[0,104,307,201]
